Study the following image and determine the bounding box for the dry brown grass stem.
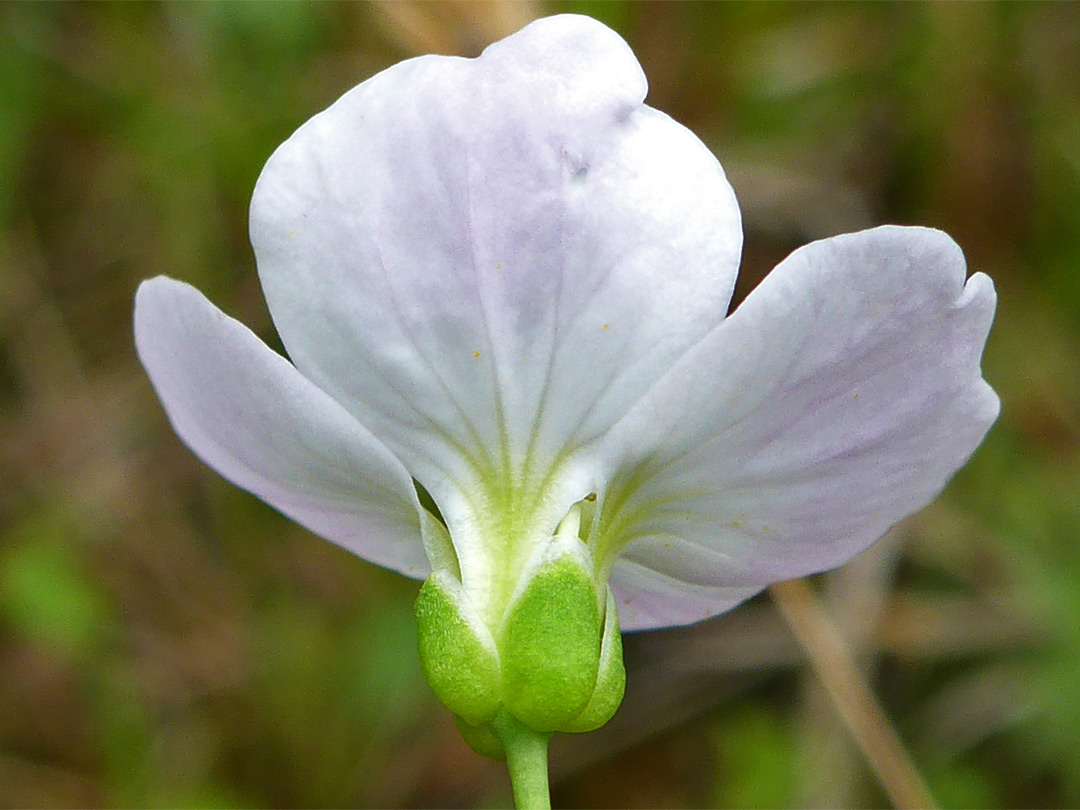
[770,578,937,810]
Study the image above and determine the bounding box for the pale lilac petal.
[599,226,999,630]
[610,560,763,631]
[248,14,741,515]
[134,277,429,578]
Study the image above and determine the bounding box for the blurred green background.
[1,2,1078,807]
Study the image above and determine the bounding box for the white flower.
[135,14,997,715]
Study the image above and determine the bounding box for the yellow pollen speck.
[602,323,609,331]
[731,521,741,528]
[495,263,501,270]
[473,350,480,359]
[853,393,860,399]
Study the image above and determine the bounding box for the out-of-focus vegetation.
[0,2,1078,807]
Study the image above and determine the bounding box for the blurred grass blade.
[771,577,936,810]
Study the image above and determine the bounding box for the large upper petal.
[248,14,741,517]
[134,277,430,579]
[596,226,999,630]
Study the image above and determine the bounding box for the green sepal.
[454,714,505,761]
[415,570,502,726]
[499,536,602,732]
[562,588,625,733]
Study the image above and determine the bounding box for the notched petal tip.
[482,14,648,110]
[955,271,997,322]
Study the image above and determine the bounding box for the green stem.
[494,711,552,809]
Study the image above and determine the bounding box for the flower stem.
[494,711,553,809]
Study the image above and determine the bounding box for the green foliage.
[0,509,113,661]
[711,706,795,809]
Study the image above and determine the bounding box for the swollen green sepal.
[562,588,625,732]
[454,714,505,761]
[499,537,601,732]
[415,570,502,726]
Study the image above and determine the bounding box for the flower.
[135,14,998,744]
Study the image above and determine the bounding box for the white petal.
[248,14,741,513]
[610,560,763,631]
[134,277,430,579]
[599,226,999,630]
